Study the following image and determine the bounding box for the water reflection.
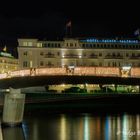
[2,126,25,140]
[2,113,140,140]
[83,115,89,140]
[60,115,66,140]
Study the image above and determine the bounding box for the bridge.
[0,67,140,89]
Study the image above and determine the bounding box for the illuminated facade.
[0,51,18,74]
[17,38,140,69]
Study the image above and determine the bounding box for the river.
[1,111,140,140]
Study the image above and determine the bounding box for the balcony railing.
[129,56,140,59]
[105,55,123,59]
[88,55,98,58]
[63,55,80,58]
[45,54,55,58]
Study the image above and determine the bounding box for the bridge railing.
[0,67,140,80]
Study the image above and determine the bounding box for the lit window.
[28,42,33,46]
[37,43,42,47]
[23,42,28,46]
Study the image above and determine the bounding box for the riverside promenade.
[1,93,139,112]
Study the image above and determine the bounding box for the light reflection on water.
[2,113,140,140]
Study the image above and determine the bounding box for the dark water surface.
[2,112,140,140]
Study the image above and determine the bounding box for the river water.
[1,112,140,140]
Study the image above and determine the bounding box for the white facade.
[17,38,140,69]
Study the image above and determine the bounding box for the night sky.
[0,1,140,56]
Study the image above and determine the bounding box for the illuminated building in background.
[17,38,140,69]
[0,51,18,74]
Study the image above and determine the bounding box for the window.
[48,43,50,47]
[28,42,33,46]
[37,43,42,47]
[99,53,102,57]
[83,53,86,56]
[111,45,114,48]
[82,44,85,47]
[58,44,60,47]
[23,42,28,46]
[112,53,115,57]
[132,53,135,57]
[47,61,52,66]
[126,53,129,57]
[112,62,117,67]
[70,43,73,47]
[23,51,28,56]
[117,53,120,56]
[107,44,110,48]
[54,43,57,47]
[92,62,95,66]
[123,45,125,48]
[108,62,110,67]
[57,52,60,56]
[40,61,44,66]
[23,61,28,67]
[118,62,121,67]
[86,44,89,47]
[90,44,92,47]
[99,62,102,66]
[40,52,44,56]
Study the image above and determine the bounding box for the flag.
[134,29,140,36]
[66,21,71,27]
[3,46,7,52]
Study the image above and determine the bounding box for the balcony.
[45,54,55,58]
[129,56,140,59]
[105,55,123,59]
[62,54,81,58]
[88,54,98,58]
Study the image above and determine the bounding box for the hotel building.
[17,38,140,69]
[0,51,18,74]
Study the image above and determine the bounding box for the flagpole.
[70,23,72,37]
[65,21,69,38]
[65,21,72,38]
